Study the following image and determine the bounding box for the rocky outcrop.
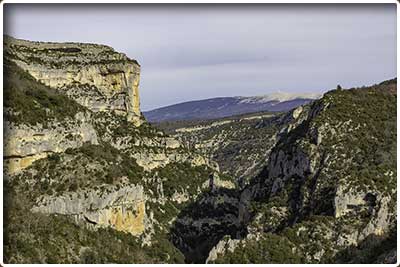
[204,172,236,191]
[4,112,98,174]
[206,235,240,263]
[3,36,239,264]
[32,184,148,236]
[132,150,216,171]
[4,36,143,126]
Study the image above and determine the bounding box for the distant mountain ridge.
[144,93,322,122]
[236,92,321,104]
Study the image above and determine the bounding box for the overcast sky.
[4,4,396,111]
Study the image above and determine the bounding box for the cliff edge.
[4,35,143,126]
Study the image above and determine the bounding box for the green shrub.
[4,60,85,126]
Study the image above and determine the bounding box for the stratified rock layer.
[32,185,147,236]
[4,112,98,174]
[4,36,143,125]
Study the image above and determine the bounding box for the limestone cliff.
[3,35,396,264]
[4,36,143,126]
[32,185,147,236]
[4,112,98,174]
[4,36,225,264]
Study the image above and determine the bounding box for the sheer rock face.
[32,185,147,236]
[252,97,394,226]
[4,36,143,126]
[4,112,99,174]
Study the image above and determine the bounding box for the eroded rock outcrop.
[4,36,143,126]
[4,112,98,174]
[4,36,227,263]
[32,184,147,236]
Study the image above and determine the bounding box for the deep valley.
[3,36,397,264]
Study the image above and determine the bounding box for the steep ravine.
[3,35,396,264]
[167,79,397,264]
[163,110,305,262]
[169,188,244,263]
[3,36,233,263]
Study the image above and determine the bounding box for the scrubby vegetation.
[4,184,184,264]
[5,41,139,68]
[214,233,303,264]
[154,162,211,197]
[92,111,164,143]
[219,79,397,264]
[4,60,85,126]
[3,35,396,264]
[314,83,397,193]
[8,142,145,202]
[158,111,282,185]
[334,229,397,263]
[214,214,396,264]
